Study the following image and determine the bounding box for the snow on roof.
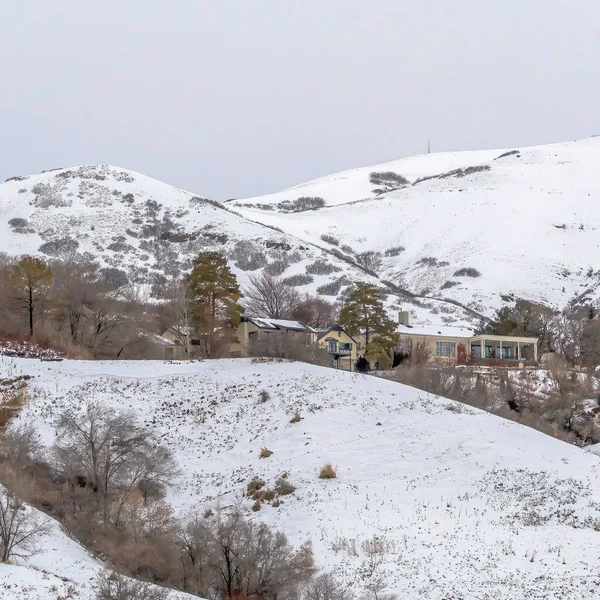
[246,317,314,331]
[398,323,475,339]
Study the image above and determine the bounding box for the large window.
[399,338,412,355]
[436,341,456,357]
[327,341,337,353]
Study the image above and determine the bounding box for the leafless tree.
[95,570,169,600]
[292,294,338,329]
[0,486,50,563]
[0,422,39,469]
[243,272,300,319]
[53,403,177,526]
[299,573,354,600]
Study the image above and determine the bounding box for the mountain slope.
[7,355,600,599]
[0,164,477,325]
[232,137,600,314]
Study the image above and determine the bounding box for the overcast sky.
[1,1,598,200]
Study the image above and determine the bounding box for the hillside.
[232,137,600,315]
[0,164,473,326]
[6,355,600,599]
[0,484,194,600]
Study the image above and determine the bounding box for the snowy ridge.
[5,355,600,599]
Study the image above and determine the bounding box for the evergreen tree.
[6,256,53,336]
[187,252,243,357]
[339,282,399,365]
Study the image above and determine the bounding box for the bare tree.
[95,570,169,600]
[292,294,338,329]
[53,403,177,526]
[300,573,355,600]
[0,486,50,563]
[243,272,300,319]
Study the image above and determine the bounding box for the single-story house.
[397,313,538,365]
[232,316,317,357]
[316,324,361,371]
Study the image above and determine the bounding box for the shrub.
[417,256,439,267]
[290,412,302,423]
[252,500,262,512]
[320,234,339,246]
[355,251,382,273]
[259,389,270,403]
[260,447,273,459]
[275,476,296,496]
[8,217,28,229]
[495,150,520,160]
[265,260,289,276]
[306,259,341,275]
[384,246,405,257]
[247,476,265,496]
[232,241,268,271]
[369,171,409,194]
[319,463,337,479]
[95,571,168,600]
[283,274,314,287]
[441,280,459,289]
[453,267,481,278]
[316,279,343,296]
[340,245,354,254]
[276,196,325,212]
[39,238,79,256]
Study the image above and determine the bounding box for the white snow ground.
[4,355,600,599]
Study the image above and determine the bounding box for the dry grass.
[260,447,273,459]
[318,463,337,479]
[246,476,265,497]
[0,388,27,428]
[275,476,296,496]
[289,413,302,424]
[252,500,262,512]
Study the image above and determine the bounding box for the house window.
[436,341,456,357]
[328,341,337,353]
[339,342,352,353]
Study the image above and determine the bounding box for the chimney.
[398,310,409,326]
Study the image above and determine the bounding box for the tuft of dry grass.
[289,413,302,424]
[247,476,265,497]
[259,390,270,403]
[275,476,296,496]
[252,500,262,512]
[318,463,337,479]
[259,447,273,459]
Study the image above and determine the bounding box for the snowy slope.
[232,137,600,314]
[5,355,600,599]
[0,164,473,326]
[0,484,194,600]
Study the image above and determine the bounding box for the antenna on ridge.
[427,140,431,154]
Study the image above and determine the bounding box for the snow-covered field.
[4,355,600,599]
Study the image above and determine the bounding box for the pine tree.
[6,257,53,336]
[187,252,243,357]
[339,282,399,365]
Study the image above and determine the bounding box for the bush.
[275,476,296,496]
[39,238,80,256]
[276,197,325,212]
[320,234,339,246]
[231,241,268,271]
[247,476,265,496]
[252,499,262,511]
[453,267,481,278]
[265,260,289,276]
[259,390,270,403]
[260,447,273,459]
[283,274,314,287]
[369,171,409,194]
[290,412,302,423]
[319,463,337,479]
[95,571,169,600]
[441,280,459,289]
[340,245,354,254]
[8,217,28,229]
[316,279,343,296]
[355,251,382,273]
[384,246,405,257]
[306,259,341,275]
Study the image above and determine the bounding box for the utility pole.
[427,140,431,154]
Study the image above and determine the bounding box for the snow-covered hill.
[232,137,600,314]
[0,484,194,600]
[6,355,600,599]
[3,137,600,324]
[0,164,472,325]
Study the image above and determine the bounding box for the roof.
[243,317,315,332]
[398,323,475,339]
[316,323,358,343]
